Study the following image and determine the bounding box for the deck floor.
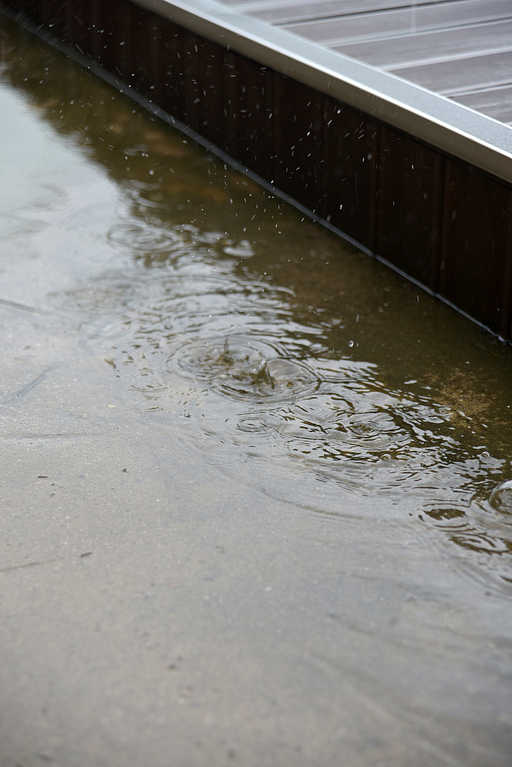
[221,0,512,125]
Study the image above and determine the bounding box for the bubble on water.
[489,480,512,513]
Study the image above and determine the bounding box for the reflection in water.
[1,14,512,601]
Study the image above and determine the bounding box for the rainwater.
[0,15,511,767]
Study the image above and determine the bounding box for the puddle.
[96,252,512,589]
[1,14,512,765]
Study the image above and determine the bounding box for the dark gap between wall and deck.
[1,0,511,341]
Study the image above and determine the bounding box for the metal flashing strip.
[135,0,512,184]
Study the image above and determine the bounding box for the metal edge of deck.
[135,0,512,184]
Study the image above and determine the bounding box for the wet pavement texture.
[0,16,512,767]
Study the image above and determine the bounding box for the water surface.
[0,15,511,767]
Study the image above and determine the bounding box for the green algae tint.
[1,14,511,767]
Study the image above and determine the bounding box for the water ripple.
[63,216,512,594]
[170,334,320,403]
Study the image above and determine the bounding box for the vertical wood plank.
[272,75,325,215]
[323,98,378,252]
[223,52,275,184]
[377,126,444,289]
[95,0,130,79]
[440,160,511,336]
[501,191,512,340]
[37,0,68,38]
[185,33,226,146]
[126,0,155,99]
[66,0,96,59]
[151,17,186,122]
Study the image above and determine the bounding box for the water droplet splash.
[171,335,319,403]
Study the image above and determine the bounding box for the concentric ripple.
[169,335,320,403]
[59,188,512,594]
[108,220,182,255]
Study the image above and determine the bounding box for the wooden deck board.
[229,0,445,24]
[219,0,512,124]
[281,0,512,44]
[335,21,512,69]
[455,85,512,125]
[394,50,512,96]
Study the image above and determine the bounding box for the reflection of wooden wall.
[3,0,512,340]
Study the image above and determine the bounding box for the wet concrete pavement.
[1,15,512,767]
